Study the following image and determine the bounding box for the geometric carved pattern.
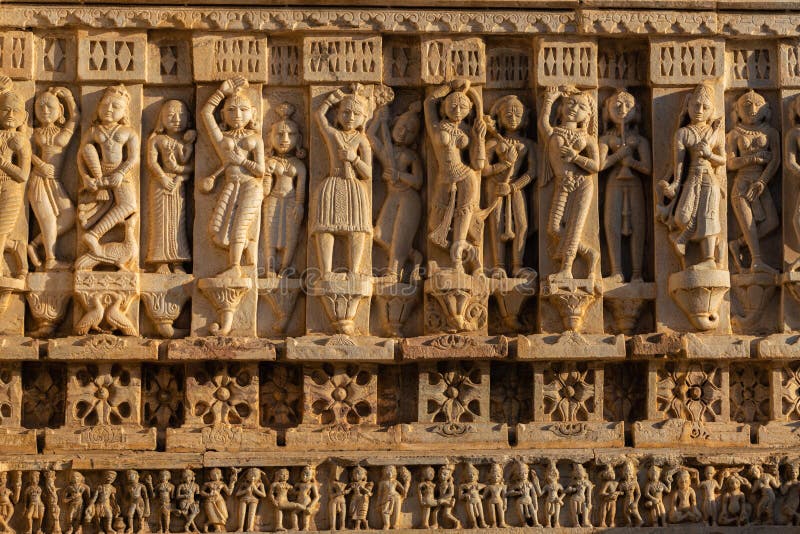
[303,35,382,82]
[0,31,34,79]
[486,47,530,89]
[727,44,775,88]
[537,38,596,87]
[649,38,724,85]
[421,37,485,84]
[77,31,146,81]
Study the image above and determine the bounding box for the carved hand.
[225,149,245,166]
[745,181,765,202]
[559,145,578,162]
[698,142,712,160]
[107,171,124,187]
[183,129,197,143]
[496,182,511,196]
[502,143,519,165]
[42,162,56,179]
[220,76,248,97]
[658,179,677,200]
[339,148,357,162]
[473,118,487,139]
[200,176,216,193]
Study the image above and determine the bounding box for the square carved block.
[421,37,485,85]
[0,31,34,80]
[44,362,156,451]
[192,34,268,83]
[302,35,382,83]
[77,31,147,82]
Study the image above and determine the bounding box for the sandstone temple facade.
[0,0,799,531]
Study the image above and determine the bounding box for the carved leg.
[315,232,334,276]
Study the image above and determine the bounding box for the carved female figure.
[269,468,304,531]
[368,100,423,279]
[313,85,372,277]
[483,95,535,277]
[148,470,174,534]
[726,90,780,273]
[668,469,701,523]
[425,78,487,273]
[176,469,200,533]
[77,84,139,268]
[376,465,409,530]
[28,86,78,271]
[540,461,563,528]
[657,83,725,271]
[565,463,592,528]
[597,464,621,527]
[123,470,150,534]
[642,465,670,527]
[779,462,800,525]
[85,470,119,534]
[434,464,460,529]
[327,467,347,531]
[0,76,31,277]
[507,461,541,527]
[262,102,306,277]
[458,464,486,529]
[416,467,436,529]
[235,468,266,532]
[697,465,720,526]
[63,471,89,534]
[785,95,800,271]
[751,464,779,524]
[22,471,44,534]
[293,465,320,531]
[145,99,195,274]
[599,89,652,282]
[619,460,643,527]
[42,470,60,534]
[199,76,265,279]
[483,463,508,528]
[0,471,20,534]
[200,467,238,532]
[347,466,373,530]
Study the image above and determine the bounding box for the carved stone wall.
[1,2,800,532]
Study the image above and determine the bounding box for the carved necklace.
[734,124,765,137]
[225,127,250,140]
[97,123,121,149]
[37,124,61,146]
[553,125,584,147]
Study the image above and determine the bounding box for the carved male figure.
[718,470,750,526]
[123,470,149,534]
[28,86,78,271]
[269,468,305,531]
[200,468,238,533]
[327,466,347,531]
[147,470,174,534]
[482,463,508,528]
[347,466,373,530]
[376,465,409,530]
[565,463,592,528]
[599,89,651,282]
[416,467,437,529]
[199,76,265,278]
[597,463,621,527]
[175,469,200,533]
[668,468,701,523]
[458,463,486,529]
[0,471,21,534]
[540,461,564,528]
[506,461,541,527]
[261,102,306,277]
[293,465,320,531]
[726,90,780,273]
[433,464,460,529]
[540,85,600,281]
[619,459,643,527]
[236,467,266,532]
[146,99,195,274]
[697,465,720,526]
[77,85,140,270]
[642,465,670,527]
[85,470,120,534]
[63,471,90,534]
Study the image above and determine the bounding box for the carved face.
[704,466,715,479]
[223,95,253,130]
[103,471,116,484]
[438,466,452,482]
[209,468,222,481]
[337,97,366,131]
[391,114,419,145]
[687,93,713,124]
[127,470,139,483]
[30,472,40,484]
[35,92,63,126]
[623,462,635,480]
[498,99,524,131]
[561,93,591,125]
[159,471,170,482]
[270,120,299,154]
[607,91,636,125]
[0,93,25,130]
[443,92,471,123]
[300,467,313,482]
[648,465,659,480]
[751,465,762,478]
[677,471,689,489]
[515,463,528,481]
[736,91,767,126]
[161,100,189,135]
[277,469,289,482]
[97,94,127,125]
[182,470,194,483]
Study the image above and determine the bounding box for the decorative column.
[649,37,730,333]
[780,39,800,332]
[535,36,603,334]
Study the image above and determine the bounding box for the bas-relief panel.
[2,4,800,532]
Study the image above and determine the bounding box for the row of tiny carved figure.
[1,74,795,281]
[0,458,798,533]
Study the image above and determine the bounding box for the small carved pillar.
[725,41,781,334]
[140,33,195,339]
[73,31,146,338]
[0,38,34,336]
[190,33,267,337]
[285,362,400,450]
[535,36,604,334]
[403,360,508,449]
[421,37,493,335]
[167,360,273,451]
[304,35,382,336]
[0,359,37,453]
[633,345,749,447]
[756,335,800,445]
[779,40,800,331]
[45,360,156,451]
[649,37,730,332]
[517,333,625,447]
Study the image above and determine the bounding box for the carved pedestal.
[372,276,421,338]
[668,269,731,332]
[45,362,156,451]
[166,361,276,451]
[26,272,71,338]
[197,275,253,337]
[285,362,400,450]
[603,278,655,335]
[424,270,489,334]
[257,275,302,337]
[541,277,602,333]
[488,273,536,334]
[402,360,508,449]
[140,272,192,338]
[307,273,372,336]
[731,272,778,334]
[73,271,139,337]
